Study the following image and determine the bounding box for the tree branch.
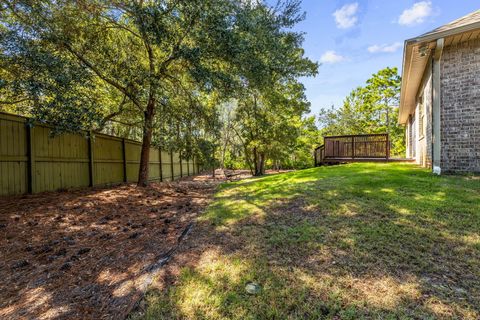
[157,11,199,77]
[0,97,31,105]
[96,94,129,130]
[63,43,143,111]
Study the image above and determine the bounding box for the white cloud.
[333,3,359,29]
[398,1,433,26]
[368,42,403,53]
[320,51,346,64]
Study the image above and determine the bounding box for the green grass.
[134,163,480,319]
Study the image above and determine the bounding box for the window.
[418,96,425,139]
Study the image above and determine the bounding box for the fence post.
[170,150,174,181]
[351,136,355,159]
[122,138,127,183]
[386,134,390,160]
[159,148,163,182]
[26,124,35,194]
[88,131,94,187]
[179,154,183,177]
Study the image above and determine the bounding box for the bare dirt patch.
[0,172,236,320]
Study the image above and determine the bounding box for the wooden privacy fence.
[0,112,200,196]
[314,133,390,166]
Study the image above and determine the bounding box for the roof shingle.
[419,9,480,38]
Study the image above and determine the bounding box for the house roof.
[418,9,480,40]
[398,10,480,124]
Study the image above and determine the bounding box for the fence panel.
[172,152,181,179]
[0,114,27,195]
[0,112,200,196]
[161,150,172,181]
[148,146,161,182]
[33,126,90,192]
[94,135,124,186]
[188,160,194,175]
[181,159,188,177]
[125,141,141,183]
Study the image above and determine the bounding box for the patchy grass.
[134,163,480,319]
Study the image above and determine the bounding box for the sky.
[286,0,479,115]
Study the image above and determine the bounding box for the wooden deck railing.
[314,133,390,166]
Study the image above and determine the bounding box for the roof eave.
[409,20,480,44]
[398,20,480,125]
[398,41,434,125]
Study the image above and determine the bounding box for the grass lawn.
[134,163,480,319]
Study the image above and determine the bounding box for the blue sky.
[288,1,479,115]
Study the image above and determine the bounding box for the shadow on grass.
[135,163,480,320]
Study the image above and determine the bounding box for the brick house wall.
[405,61,433,168]
[440,38,480,173]
[421,64,433,168]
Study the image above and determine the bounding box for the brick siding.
[440,38,480,173]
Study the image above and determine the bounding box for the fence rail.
[0,112,200,196]
[314,133,390,166]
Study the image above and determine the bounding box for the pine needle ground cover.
[0,175,222,319]
[135,163,480,320]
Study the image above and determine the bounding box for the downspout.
[432,38,444,175]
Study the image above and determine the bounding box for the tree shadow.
[0,175,221,319]
[135,163,480,319]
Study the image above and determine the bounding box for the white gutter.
[432,38,444,174]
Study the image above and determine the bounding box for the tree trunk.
[259,152,265,175]
[137,98,155,187]
[253,147,260,176]
[245,146,254,175]
[253,148,265,176]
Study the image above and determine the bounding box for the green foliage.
[226,2,318,174]
[1,0,317,182]
[318,67,405,156]
[202,1,319,174]
[282,116,321,169]
[0,25,105,132]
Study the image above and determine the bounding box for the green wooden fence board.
[0,112,200,195]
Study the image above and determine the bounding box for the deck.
[314,133,413,166]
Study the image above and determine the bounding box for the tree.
[1,0,317,184]
[1,1,239,185]
[286,116,321,169]
[233,79,314,175]
[225,1,318,175]
[365,67,401,134]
